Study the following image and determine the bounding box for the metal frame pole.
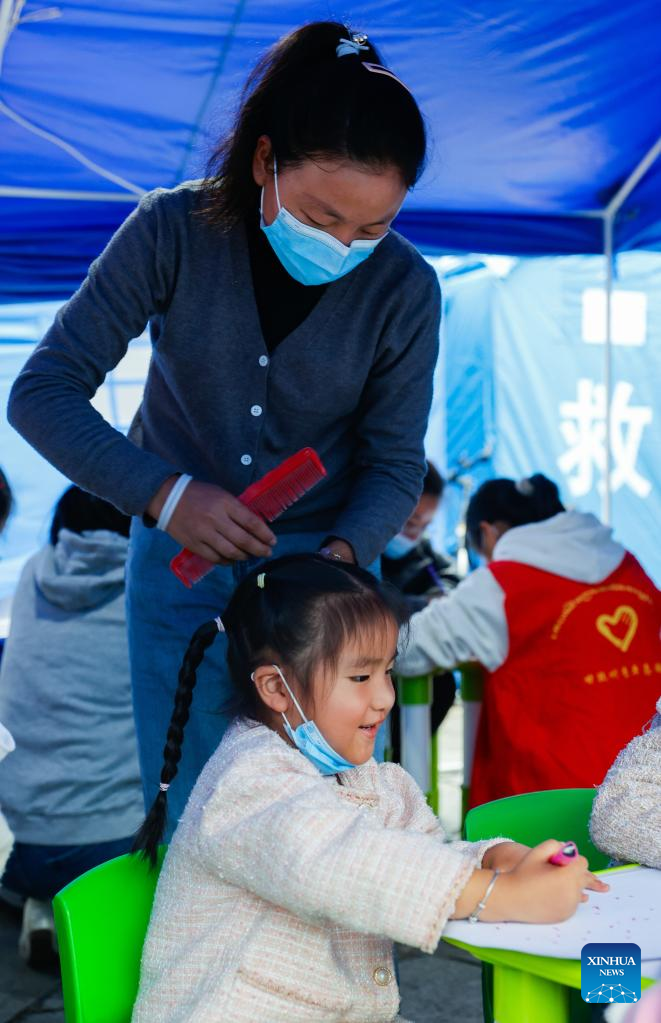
[603,214,613,524]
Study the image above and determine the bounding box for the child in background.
[590,695,661,869]
[132,554,607,1023]
[397,473,661,807]
[0,486,144,969]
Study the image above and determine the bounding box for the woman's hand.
[486,839,610,924]
[320,538,356,564]
[149,477,276,564]
[481,841,530,873]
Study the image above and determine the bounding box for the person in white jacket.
[0,467,15,885]
[0,722,14,880]
[396,474,661,808]
[130,553,606,1023]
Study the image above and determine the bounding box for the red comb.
[170,448,327,587]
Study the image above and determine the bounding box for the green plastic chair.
[53,847,166,1023]
[462,789,611,1023]
[463,787,610,870]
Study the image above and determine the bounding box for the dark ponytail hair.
[0,466,13,534]
[133,553,408,864]
[202,21,427,228]
[466,473,565,553]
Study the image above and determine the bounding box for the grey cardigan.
[589,698,661,869]
[8,183,441,566]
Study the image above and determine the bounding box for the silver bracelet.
[156,474,192,531]
[468,868,500,924]
[319,546,345,561]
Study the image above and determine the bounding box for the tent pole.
[604,136,661,219]
[0,186,139,201]
[0,0,18,76]
[603,214,614,525]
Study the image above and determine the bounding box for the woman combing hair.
[9,22,441,830]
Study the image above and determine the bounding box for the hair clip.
[214,616,225,633]
[159,782,170,792]
[257,572,266,589]
[361,62,411,94]
[515,477,534,497]
[336,34,369,58]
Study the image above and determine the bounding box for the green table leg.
[458,664,484,830]
[397,675,433,804]
[493,964,570,1023]
[430,723,439,815]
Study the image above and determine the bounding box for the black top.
[245,215,328,353]
[382,538,460,609]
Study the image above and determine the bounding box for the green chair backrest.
[53,847,166,1023]
[464,788,610,871]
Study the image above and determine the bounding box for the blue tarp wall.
[433,252,661,585]
[1,3,661,598]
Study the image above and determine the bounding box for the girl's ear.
[479,520,508,562]
[251,664,290,713]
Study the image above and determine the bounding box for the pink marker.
[549,841,579,865]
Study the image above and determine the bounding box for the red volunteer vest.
[469,552,661,808]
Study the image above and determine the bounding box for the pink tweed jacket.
[132,719,505,1023]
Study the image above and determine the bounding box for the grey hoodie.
[0,529,144,844]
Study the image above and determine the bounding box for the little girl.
[132,554,607,1023]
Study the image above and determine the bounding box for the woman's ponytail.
[202,20,426,228]
[525,473,564,520]
[132,618,220,865]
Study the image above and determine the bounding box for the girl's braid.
[133,619,219,865]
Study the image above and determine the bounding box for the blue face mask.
[271,664,358,776]
[384,532,418,559]
[260,160,388,286]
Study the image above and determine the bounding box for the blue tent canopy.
[1,1,661,302]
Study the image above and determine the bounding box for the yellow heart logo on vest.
[596,605,638,652]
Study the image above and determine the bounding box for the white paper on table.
[643,959,661,981]
[443,866,661,961]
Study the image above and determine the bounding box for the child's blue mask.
[260,160,387,286]
[271,664,358,776]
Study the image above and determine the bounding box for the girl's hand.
[149,478,276,563]
[482,841,530,873]
[487,839,610,924]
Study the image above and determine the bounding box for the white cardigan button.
[373,967,392,986]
